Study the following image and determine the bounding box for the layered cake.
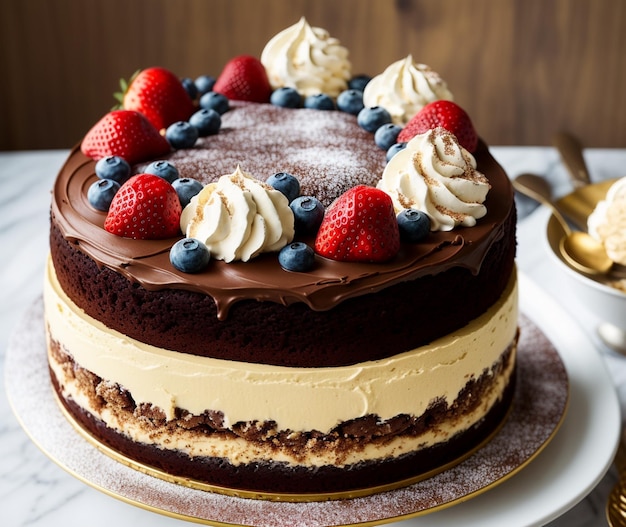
[45,18,518,498]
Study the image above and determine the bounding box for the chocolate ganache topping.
[52,102,513,320]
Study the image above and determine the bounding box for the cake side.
[46,262,518,495]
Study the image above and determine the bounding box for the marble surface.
[2,146,626,526]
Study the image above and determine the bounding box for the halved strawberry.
[213,55,272,103]
[81,110,171,164]
[314,186,400,262]
[398,100,478,152]
[120,67,196,130]
[104,174,182,239]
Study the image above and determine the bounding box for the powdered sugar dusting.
[7,301,568,526]
[147,102,388,207]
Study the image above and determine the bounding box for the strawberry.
[314,186,400,263]
[81,110,170,164]
[398,100,478,152]
[104,174,182,239]
[213,55,272,103]
[119,67,196,130]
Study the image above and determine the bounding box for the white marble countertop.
[2,147,626,526]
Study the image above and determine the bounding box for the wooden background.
[1,0,625,151]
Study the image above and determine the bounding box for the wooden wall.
[1,0,625,150]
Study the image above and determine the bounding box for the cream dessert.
[588,177,626,266]
[45,18,518,498]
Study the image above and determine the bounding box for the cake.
[45,18,518,499]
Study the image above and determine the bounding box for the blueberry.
[357,106,392,133]
[336,89,364,115]
[267,172,300,203]
[386,142,407,162]
[170,238,211,273]
[374,123,403,150]
[199,91,230,115]
[172,177,204,208]
[145,160,180,183]
[270,87,301,108]
[95,155,130,184]
[348,74,372,92]
[304,93,335,111]
[166,121,199,149]
[181,77,198,100]
[397,209,431,243]
[194,75,216,96]
[87,178,120,212]
[290,196,325,235]
[189,108,221,136]
[278,242,315,272]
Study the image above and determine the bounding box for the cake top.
[53,18,514,317]
[154,100,389,208]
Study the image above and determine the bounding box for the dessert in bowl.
[545,178,626,349]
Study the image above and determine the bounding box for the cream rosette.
[260,17,351,98]
[363,55,454,125]
[588,178,626,265]
[180,167,294,262]
[377,127,490,231]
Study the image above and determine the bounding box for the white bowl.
[544,180,626,349]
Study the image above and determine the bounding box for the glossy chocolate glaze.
[51,102,514,321]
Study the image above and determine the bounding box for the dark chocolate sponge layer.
[50,205,515,368]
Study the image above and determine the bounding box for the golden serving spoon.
[607,475,626,526]
[607,440,626,526]
[513,173,614,275]
[553,131,592,189]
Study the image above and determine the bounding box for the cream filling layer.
[44,255,518,434]
[49,346,515,467]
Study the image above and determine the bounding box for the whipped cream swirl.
[377,127,490,231]
[180,167,294,262]
[363,55,454,125]
[260,17,351,98]
[588,177,626,265]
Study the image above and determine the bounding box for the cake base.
[6,296,570,524]
[50,368,515,501]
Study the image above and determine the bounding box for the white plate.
[399,272,621,526]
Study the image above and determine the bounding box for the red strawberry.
[213,55,272,103]
[81,110,171,164]
[104,174,182,239]
[398,100,478,152]
[120,67,196,130]
[315,186,400,263]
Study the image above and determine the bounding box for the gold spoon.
[607,441,626,526]
[512,173,614,275]
[553,131,592,189]
[607,479,626,527]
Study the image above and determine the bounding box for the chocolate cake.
[44,18,518,499]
